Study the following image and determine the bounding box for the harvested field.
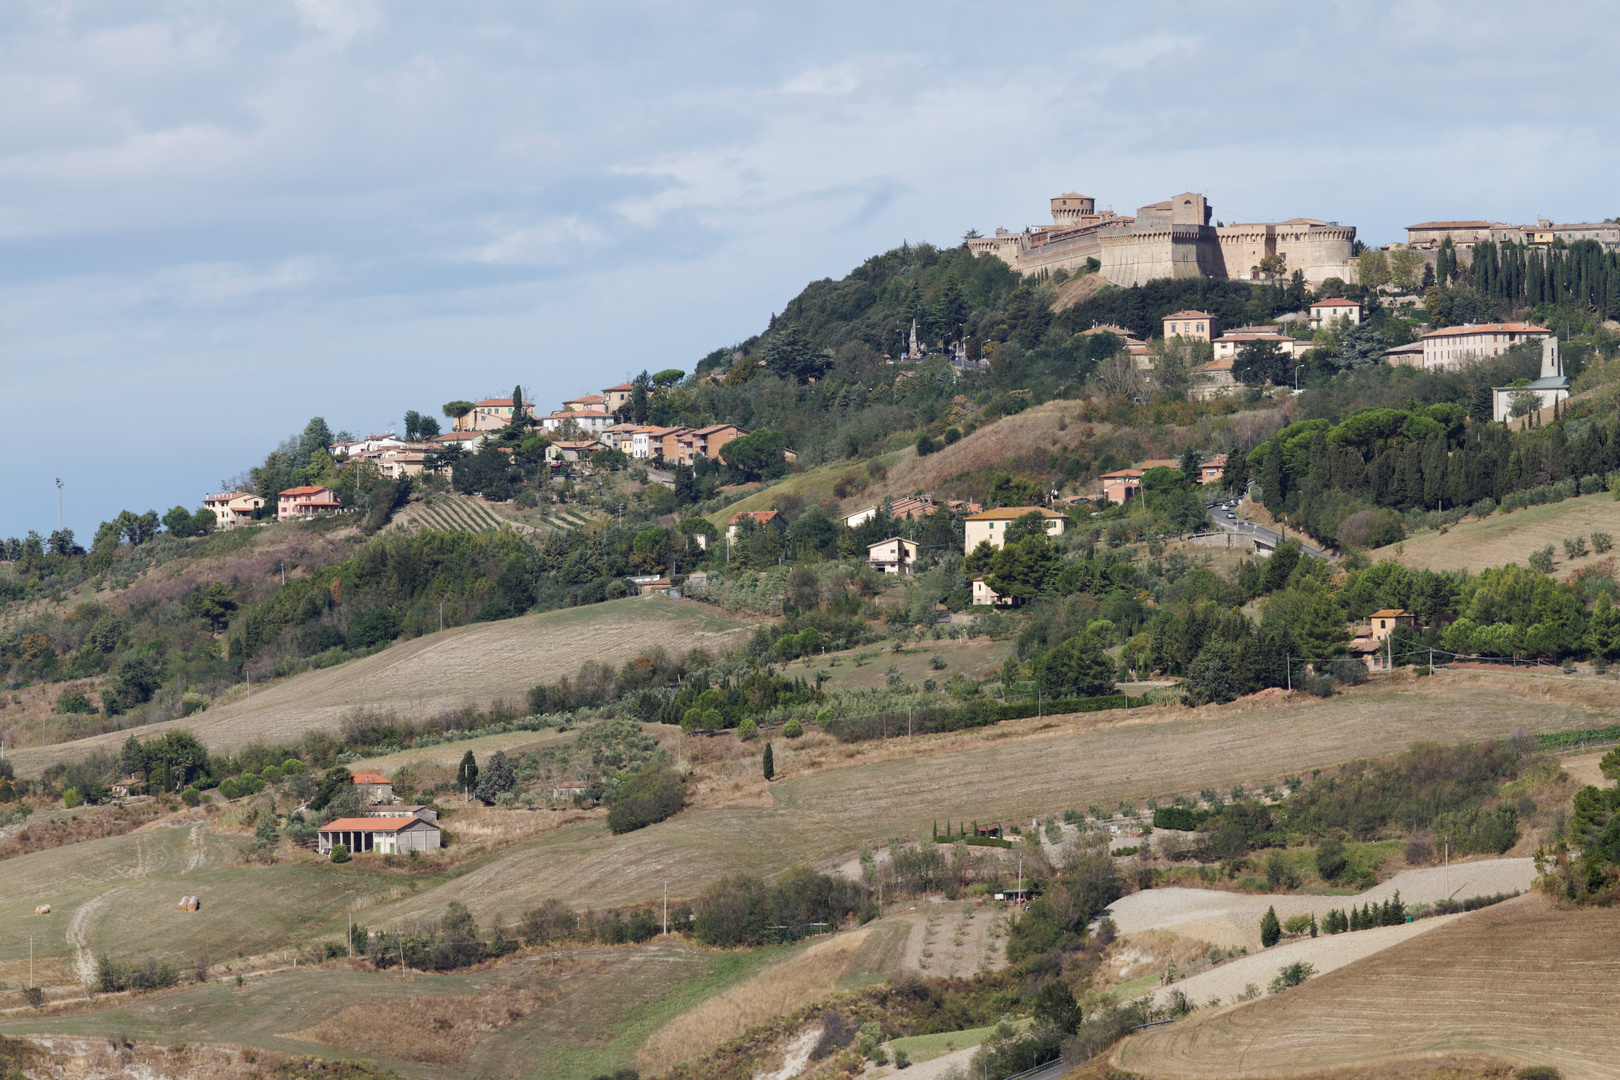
[898,899,1006,980]
[6,597,747,776]
[361,668,1600,924]
[1373,490,1620,575]
[1117,894,1620,1079]
[1101,859,1536,953]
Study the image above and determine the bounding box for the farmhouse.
[962,506,1066,555]
[318,816,441,855]
[203,491,265,530]
[349,772,393,803]
[366,805,437,822]
[726,509,785,544]
[1098,469,1143,505]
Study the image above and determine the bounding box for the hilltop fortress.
[968,191,1358,288]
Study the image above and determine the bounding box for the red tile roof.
[1421,322,1549,339]
[279,486,332,496]
[1163,310,1214,319]
[475,398,517,407]
[965,506,1065,520]
[349,773,391,785]
[1311,297,1360,308]
[728,510,780,525]
[318,817,425,832]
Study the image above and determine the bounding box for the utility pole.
[439,601,444,632]
[55,478,63,530]
[663,882,669,937]
[1286,655,1291,692]
[29,935,33,989]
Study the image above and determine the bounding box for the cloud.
[782,65,860,96]
[289,0,381,44]
[469,217,609,266]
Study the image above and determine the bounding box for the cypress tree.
[762,741,774,782]
[1260,905,1281,947]
[456,750,478,794]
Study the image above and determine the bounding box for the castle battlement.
[972,190,1358,288]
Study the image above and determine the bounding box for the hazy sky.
[3,0,1616,539]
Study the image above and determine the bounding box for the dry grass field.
[360,667,1612,926]
[1116,894,1620,1079]
[5,596,748,777]
[1372,491,1620,574]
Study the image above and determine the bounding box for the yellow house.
[1368,609,1416,641]
[963,506,1066,555]
[1161,310,1216,342]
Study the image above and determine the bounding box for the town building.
[1197,454,1228,485]
[277,486,341,521]
[969,190,1358,287]
[1368,609,1417,641]
[844,496,936,528]
[601,383,636,411]
[540,409,614,438]
[469,398,536,430]
[1211,328,1302,363]
[1163,310,1216,342]
[431,431,489,454]
[1098,469,1143,505]
[1309,298,1363,330]
[962,506,1066,555]
[203,492,265,530]
[1190,357,1237,400]
[366,805,437,822]
[546,439,606,463]
[867,537,921,576]
[971,576,1005,606]
[317,816,441,855]
[1420,323,1552,371]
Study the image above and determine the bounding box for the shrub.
[928,653,946,670]
[1267,960,1316,993]
[1260,906,1280,947]
[1592,531,1614,554]
[55,689,98,715]
[1282,914,1311,935]
[1469,497,1496,518]
[736,718,758,740]
[1528,545,1555,573]
[1315,837,1348,882]
[1563,536,1589,559]
[782,719,803,738]
[607,763,685,834]
[915,433,937,457]
[23,986,45,1008]
[814,707,836,724]
[329,844,350,863]
[1303,673,1335,697]
[62,788,82,809]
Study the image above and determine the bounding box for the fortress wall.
[1216,226,1277,279]
[1276,228,1358,285]
[1098,228,1212,287]
[1010,232,1105,275]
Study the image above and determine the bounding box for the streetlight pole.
[1294,365,1303,392]
[55,479,63,530]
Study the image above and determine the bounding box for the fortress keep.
[969,191,1358,288]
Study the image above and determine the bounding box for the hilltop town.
[3,191,1620,1080]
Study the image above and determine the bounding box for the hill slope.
[6,597,747,776]
[1374,490,1620,574]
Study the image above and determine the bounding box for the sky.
[2,0,1617,540]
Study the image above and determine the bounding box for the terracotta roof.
[1369,609,1410,619]
[1163,310,1214,319]
[565,393,605,403]
[279,486,332,496]
[602,382,635,392]
[1421,323,1549,340]
[318,817,428,832]
[1196,358,1235,371]
[475,398,517,407]
[965,506,1065,520]
[692,424,740,435]
[1098,469,1143,479]
[728,510,780,525]
[433,431,483,441]
[1311,297,1361,308]
[349,773,391,785]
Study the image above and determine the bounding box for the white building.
[1420,322,1551,371]
[1492,338,1569,422]
[1309,298,1362,330]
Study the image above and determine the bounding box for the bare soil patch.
[1118,894,1620,1079]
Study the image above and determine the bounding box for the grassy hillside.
[1375,490,1620,574]
[5,597,747,776]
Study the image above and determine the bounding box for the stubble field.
[1372,491,1620,575]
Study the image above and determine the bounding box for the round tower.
[1050,193,1096,229]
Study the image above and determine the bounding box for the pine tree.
[1260,905,1281,947]
[1309,912,1318,938]
[762,742,775,782]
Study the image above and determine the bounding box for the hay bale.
[177,896,200,912]
[34,904,50,916]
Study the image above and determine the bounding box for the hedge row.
[822,694,1140,743]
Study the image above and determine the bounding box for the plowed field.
[1117,894,1620,1079]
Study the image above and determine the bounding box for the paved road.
[1202,499,1331,560]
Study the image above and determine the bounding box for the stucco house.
[203,492,265,530]
[726,510,785,544]
[1162,310,1216,342]
[349,772,394,803]
[867,537,921,576]
[1309,298,1363,330]
[962,506,1066,555]
[278,486,341,521]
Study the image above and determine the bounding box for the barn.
[317,816,440,856]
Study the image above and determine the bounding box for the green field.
[888,1017,1031,1064]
